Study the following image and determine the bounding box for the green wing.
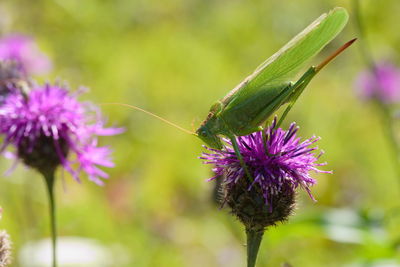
[221,7,349,105]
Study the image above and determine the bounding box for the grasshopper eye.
[196,127,207,137]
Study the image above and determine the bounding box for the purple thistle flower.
[0,34,52,75]
[355,62,400,104]
[201,117,330,229]
[0,84,123,185]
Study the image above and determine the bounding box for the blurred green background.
[1,0,400,266]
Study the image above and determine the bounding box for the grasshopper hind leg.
[276,67,317,128]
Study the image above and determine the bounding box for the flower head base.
[0,34,52,75]
[0,84,123,184]
[201,118,329,230]
[356,62,400,104]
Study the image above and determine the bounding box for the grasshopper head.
[196,124,223,150]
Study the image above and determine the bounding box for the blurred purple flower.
[0,34,52,75]
[356,62,400,104]
[0,84,123,185]
[201,118,329,209]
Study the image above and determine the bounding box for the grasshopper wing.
[221,7,348,106]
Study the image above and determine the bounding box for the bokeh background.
[1,0,400,266]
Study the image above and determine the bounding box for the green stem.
[353,0,400,186]
[352,0,375,69]
[246,228,264,267]
[375,101,400,185]
[43,171,57,267]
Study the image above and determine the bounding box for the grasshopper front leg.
[227,133,254,182]
[261,126,279,157]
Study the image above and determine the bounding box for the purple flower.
[0,34,52,75]
[0,84,123,185]
[201,118,329,228]
[355,62,400,104]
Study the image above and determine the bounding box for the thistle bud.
[225,178,295,231]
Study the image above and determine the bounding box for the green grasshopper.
[194,7,353,178]
[107,8,353,178]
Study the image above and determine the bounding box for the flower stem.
[43,171,57,267]
[375,101,400,185]
[352,0,375,69]
[246,228,264,267]
[353,0,400,188]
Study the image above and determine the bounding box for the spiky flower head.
[0,83,123,184]
[355,62,400,104]
[0,34,51,75]
[201,118,330,231]
[0,230,11,267]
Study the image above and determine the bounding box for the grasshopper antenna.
[101,103,196,135]
[316,38,357,72]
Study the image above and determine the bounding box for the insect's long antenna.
[102,103,196,135]
[316,38,357,72]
